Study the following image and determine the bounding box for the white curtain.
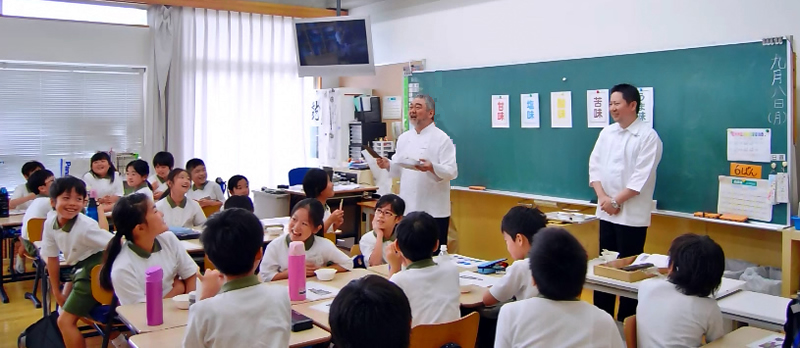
[176,8,315,190]
[147,5,180,159]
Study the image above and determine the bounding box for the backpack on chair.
[18,311,66,348]
[783,296,800,348]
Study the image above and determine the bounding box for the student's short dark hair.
[610,83,641,114]
[26,169,54,195]
[292,198,325,232]
[224,196,254,212]
[376,194,405,216]
[528,227,587,300]
[668,233,725,297]
[50,176,87,200]
[90,152,117,183]
[185,158,205,175]
[227,175,248,194]
[152,151,175,168]
[201,208,264,276]
[126,159,150,178]
[501,206,547,243]
[330,275,411,348]
[395,211,438,262]
[21,161,45,177]
[302,168,329,199]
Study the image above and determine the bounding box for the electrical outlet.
[771,154,786,161]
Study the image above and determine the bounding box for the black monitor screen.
[296,19,370,66]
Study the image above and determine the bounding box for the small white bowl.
[265,226,283,236]
[314,268,336,281]
[172,294,190,310]
[601,251,620,262]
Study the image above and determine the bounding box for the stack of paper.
[631,253,669,269]
[309,300,334,314]
[459,271,500,288]
[305,282,340,301]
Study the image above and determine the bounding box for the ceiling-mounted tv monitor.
[294,16,375,77]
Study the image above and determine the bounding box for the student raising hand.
[198,269,225,301]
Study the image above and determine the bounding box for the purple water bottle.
[145,266,164,326]
[288,241,306,301]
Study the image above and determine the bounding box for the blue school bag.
[784,296,800,348]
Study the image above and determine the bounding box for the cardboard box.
[593,255,665,283]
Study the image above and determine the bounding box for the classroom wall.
[353,0,800,79]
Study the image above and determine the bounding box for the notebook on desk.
[715,277,746,299]
[168,227,200,240]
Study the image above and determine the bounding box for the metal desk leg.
[0,231,8,303]
[41,260,49,317]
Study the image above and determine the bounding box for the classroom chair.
[409,312,479,348]
[85,265,124,348]
[623,315,637,348]
[204,254,215,272]
[288,167,313,186]
[24,218,46,309]
[202,205,221,218]
[349,244,361,257]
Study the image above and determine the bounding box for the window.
[0,62,145,191]
[1,0,148,26]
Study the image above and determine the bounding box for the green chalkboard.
[412,41,791,224]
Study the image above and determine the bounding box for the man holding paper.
[589,83,663,322]
[376,94,458,254]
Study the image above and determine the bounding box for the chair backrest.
[27,218,46,243]
[409,312,479,348]
[350,244,361,257]
[90,265,114,305]
[623,315,637,348]
[202,205,220,217]
[288,167,312,187]
[204,254,215,272]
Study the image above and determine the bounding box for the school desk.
[358,200,377,233]
[117,298,190,334]
[270,268,373,304]
[702,327,781,347]
[1,214,28,303]
[367,263,498,308]
[126,321,332,347]
[716,290,789,331]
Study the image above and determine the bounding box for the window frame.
[0,0,149,27]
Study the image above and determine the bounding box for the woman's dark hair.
[26,169,54,195]
[90,152,117,183]
[227,175,248,195]
[292,198,325,233]
[668,233,725,297]
[160,168,189,201]
[302,168,330,199]
[100,193,150,291]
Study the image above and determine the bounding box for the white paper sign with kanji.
[550,91,573,128]
[492,95,510,128]
[520,93,540,128]
[586,89,609,128]
[637,87,654,128]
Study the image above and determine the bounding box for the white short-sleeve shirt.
[183,276,291,348]
[359,230,395,264]
[390,259,460,327]
[124,184,154,201]
[187,181,225,203]
[149,174,168,194]
[11,183,33,210]
[495,297,624,348]
[155,195,207,228]
[40,213,112,265]
[489,258,539,302]
[82,172,124,199]
[21,196,52,240]
[259,234,353,282]
[110,233,198,305]
[636,278,724,348]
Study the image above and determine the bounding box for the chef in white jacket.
[377,94,457,254]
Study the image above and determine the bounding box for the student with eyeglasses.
[359,194,405,266]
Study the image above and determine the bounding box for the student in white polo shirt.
[149,151,173,201]
[99,193,197,306]
[15,169,55,273]
[124,160,154,201]
[359,194,405,266]
[185,158,225,207]
[185,208,291,348]
[386,211,459,327]
[302,168,344,234]
[155,168,207,228]
[259,198,353,282]
[9,161,44,210]
[636,234,725,347]
[82,152,124,210]
[495,228,623,348]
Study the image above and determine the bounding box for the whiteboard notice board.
[717,175,773,222]
[727,128,771,163]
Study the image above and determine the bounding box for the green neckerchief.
[372,229,397,243]
[285,233,315,251]
[36,194,49,198]
[126,239,163,259]
[221,275,260,293]
[406,258,436,270]
[124,182,149,196]
[166,195,187,208]
[192,181,208,191]
[53,215,78,232]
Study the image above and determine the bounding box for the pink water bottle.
[288,241,306,301]
[145,266,164,326]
